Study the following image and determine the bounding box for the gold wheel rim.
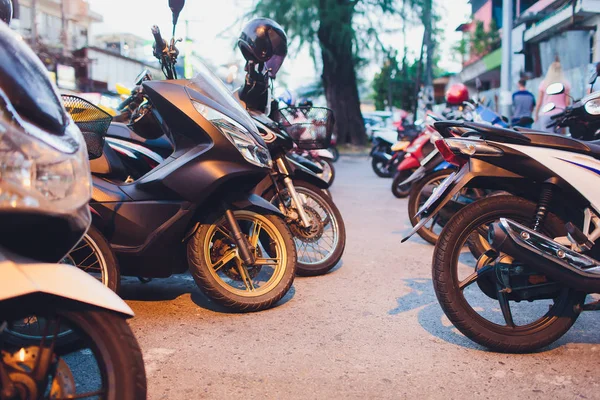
[204,210,287,298]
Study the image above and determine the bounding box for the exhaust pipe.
[489,218,600,293]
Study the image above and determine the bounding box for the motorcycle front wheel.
[391,170,413,198]
[188,210,297,312]
[433,195,584,353]
[268,180,346,276]
[0,299,146,400]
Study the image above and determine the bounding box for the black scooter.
[236,58,346,276]
[66,0,297,312]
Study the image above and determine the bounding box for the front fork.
[275,158,312,228]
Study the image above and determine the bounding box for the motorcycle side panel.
[0,261,133,316]
[503,144,600,214]
[398,154,421,171]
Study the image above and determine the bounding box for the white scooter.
[403,86,600,353]
[0,19,146,398]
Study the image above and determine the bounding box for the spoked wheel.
[269,180,346,276]
[433,195,585,353]
[371,158,393,178]
[63,225,120,293]
[0,299,146,400]
[188,210,296,312]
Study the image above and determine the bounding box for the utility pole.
[500,0,513,118]
[423,0,434,112]
[60,0,68,57]
[30,0,37,50]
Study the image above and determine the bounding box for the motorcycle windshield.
[188,62,259,136]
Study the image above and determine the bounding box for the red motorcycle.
[391,125,437,198]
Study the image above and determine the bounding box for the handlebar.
[151,25,166,58]
[118,94,137,112]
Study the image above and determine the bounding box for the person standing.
[534,60,571,133]
[512,79,535,127]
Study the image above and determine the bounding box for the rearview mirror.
[169,0,185,27]
[542,103,556,113]
[546,83,565,96]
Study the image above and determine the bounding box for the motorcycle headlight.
[0,119,91,212]
[192,101,271,168]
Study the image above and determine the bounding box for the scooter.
[0,19,146,399]
[390,128,436,198]
[404,86,600,353]
[237,54,347,276]
[65,0,297,312]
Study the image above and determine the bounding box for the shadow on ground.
[389,278,600,352]
[119,273,296,314]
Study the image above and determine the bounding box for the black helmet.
[0,0,12,24]
[238,18,288,78]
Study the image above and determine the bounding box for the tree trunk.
[317,0,366,146]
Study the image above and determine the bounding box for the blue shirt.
[512,90,536,119]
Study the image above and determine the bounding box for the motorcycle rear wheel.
[371,157,393,178]
[433,195,584,353]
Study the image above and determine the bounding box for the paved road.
[121,156,600,399]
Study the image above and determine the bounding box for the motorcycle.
[370,125,418,178]
[237,49,347,276]
[403,86,600,352]
[391,127,436,198]
[405,102,511,244]
[0,19,146,399]
[65,0,297,312]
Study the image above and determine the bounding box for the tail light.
[435,138,503,167]
[435,140,467,167]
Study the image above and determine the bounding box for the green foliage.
[469,19,500,57]
[371,55,419,111]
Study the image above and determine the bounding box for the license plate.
[416,171,457,217]
[420,148,439,166]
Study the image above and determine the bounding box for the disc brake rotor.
[50,358,76,398]
[289,206,324,243]
[211,237,263,280]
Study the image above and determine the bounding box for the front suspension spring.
[532,184,554,232]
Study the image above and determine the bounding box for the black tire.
[408,170,452,244]
[1,301,146,400]
[64,225,121,294]
[433,195,585,353]
[391,170,413,198]
[187,210,296,312]
[371,157,393,178]
[267,180,346,276]
[329,146,340,162]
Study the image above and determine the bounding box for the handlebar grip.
[151,25,165,54]
[118,95,136,112]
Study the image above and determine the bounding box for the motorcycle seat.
[106,122,173,152]
[440,121,600,160]
[89,141,128,180]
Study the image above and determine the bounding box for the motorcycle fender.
[231,193,283,216]
[0,261,134,317]
[313,149,334,160]
[286,154,324,174]
[398,154,420,171]
[292,168,330,189]
[399,166,426,187]
[401,160,523,243]
[372,151,393,162]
